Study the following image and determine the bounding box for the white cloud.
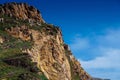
[69,28,120,80]
[69,35,89,52]
[86,68,120,80]
[97,28,120,48]
[80,48,120,69]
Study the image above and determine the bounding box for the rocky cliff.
[0,2,92,80]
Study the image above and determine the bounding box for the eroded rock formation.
[0,2,92,80]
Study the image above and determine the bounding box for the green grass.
[0,61,47,80]
[0,48,21,59]
[0,33,47,80]
[0,63,26,79]
[0,14,50,80]
[0,54,48,80]
[0,49,48,80]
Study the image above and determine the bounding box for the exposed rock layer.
[0,2,44,23]
[0,2,92,80]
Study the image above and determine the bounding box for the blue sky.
[0,0,120,80]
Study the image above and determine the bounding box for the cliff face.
[0,2,92,80]
[0,2,44,23]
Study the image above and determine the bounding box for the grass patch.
[0,14,49,80]
[0,51,48,80]
[0,48,21,59]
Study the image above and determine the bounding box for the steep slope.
[0,2,92,80]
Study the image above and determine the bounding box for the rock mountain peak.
[0,2,93,80]
[0,2,44,23]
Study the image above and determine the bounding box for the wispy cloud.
[80,48,120,69]
[97,28,120,48]
[69,35,89,52]
[69,28,120,80]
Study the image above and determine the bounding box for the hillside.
[0,2,92,80]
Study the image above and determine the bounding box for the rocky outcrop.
[0,2,44,23]
[23,27,71,80]
[5,25,32,41]
[0,2,93,80]
[64,44,92,80]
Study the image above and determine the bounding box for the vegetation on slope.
[0,14,48,80]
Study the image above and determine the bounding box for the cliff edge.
[0,2,92,80]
